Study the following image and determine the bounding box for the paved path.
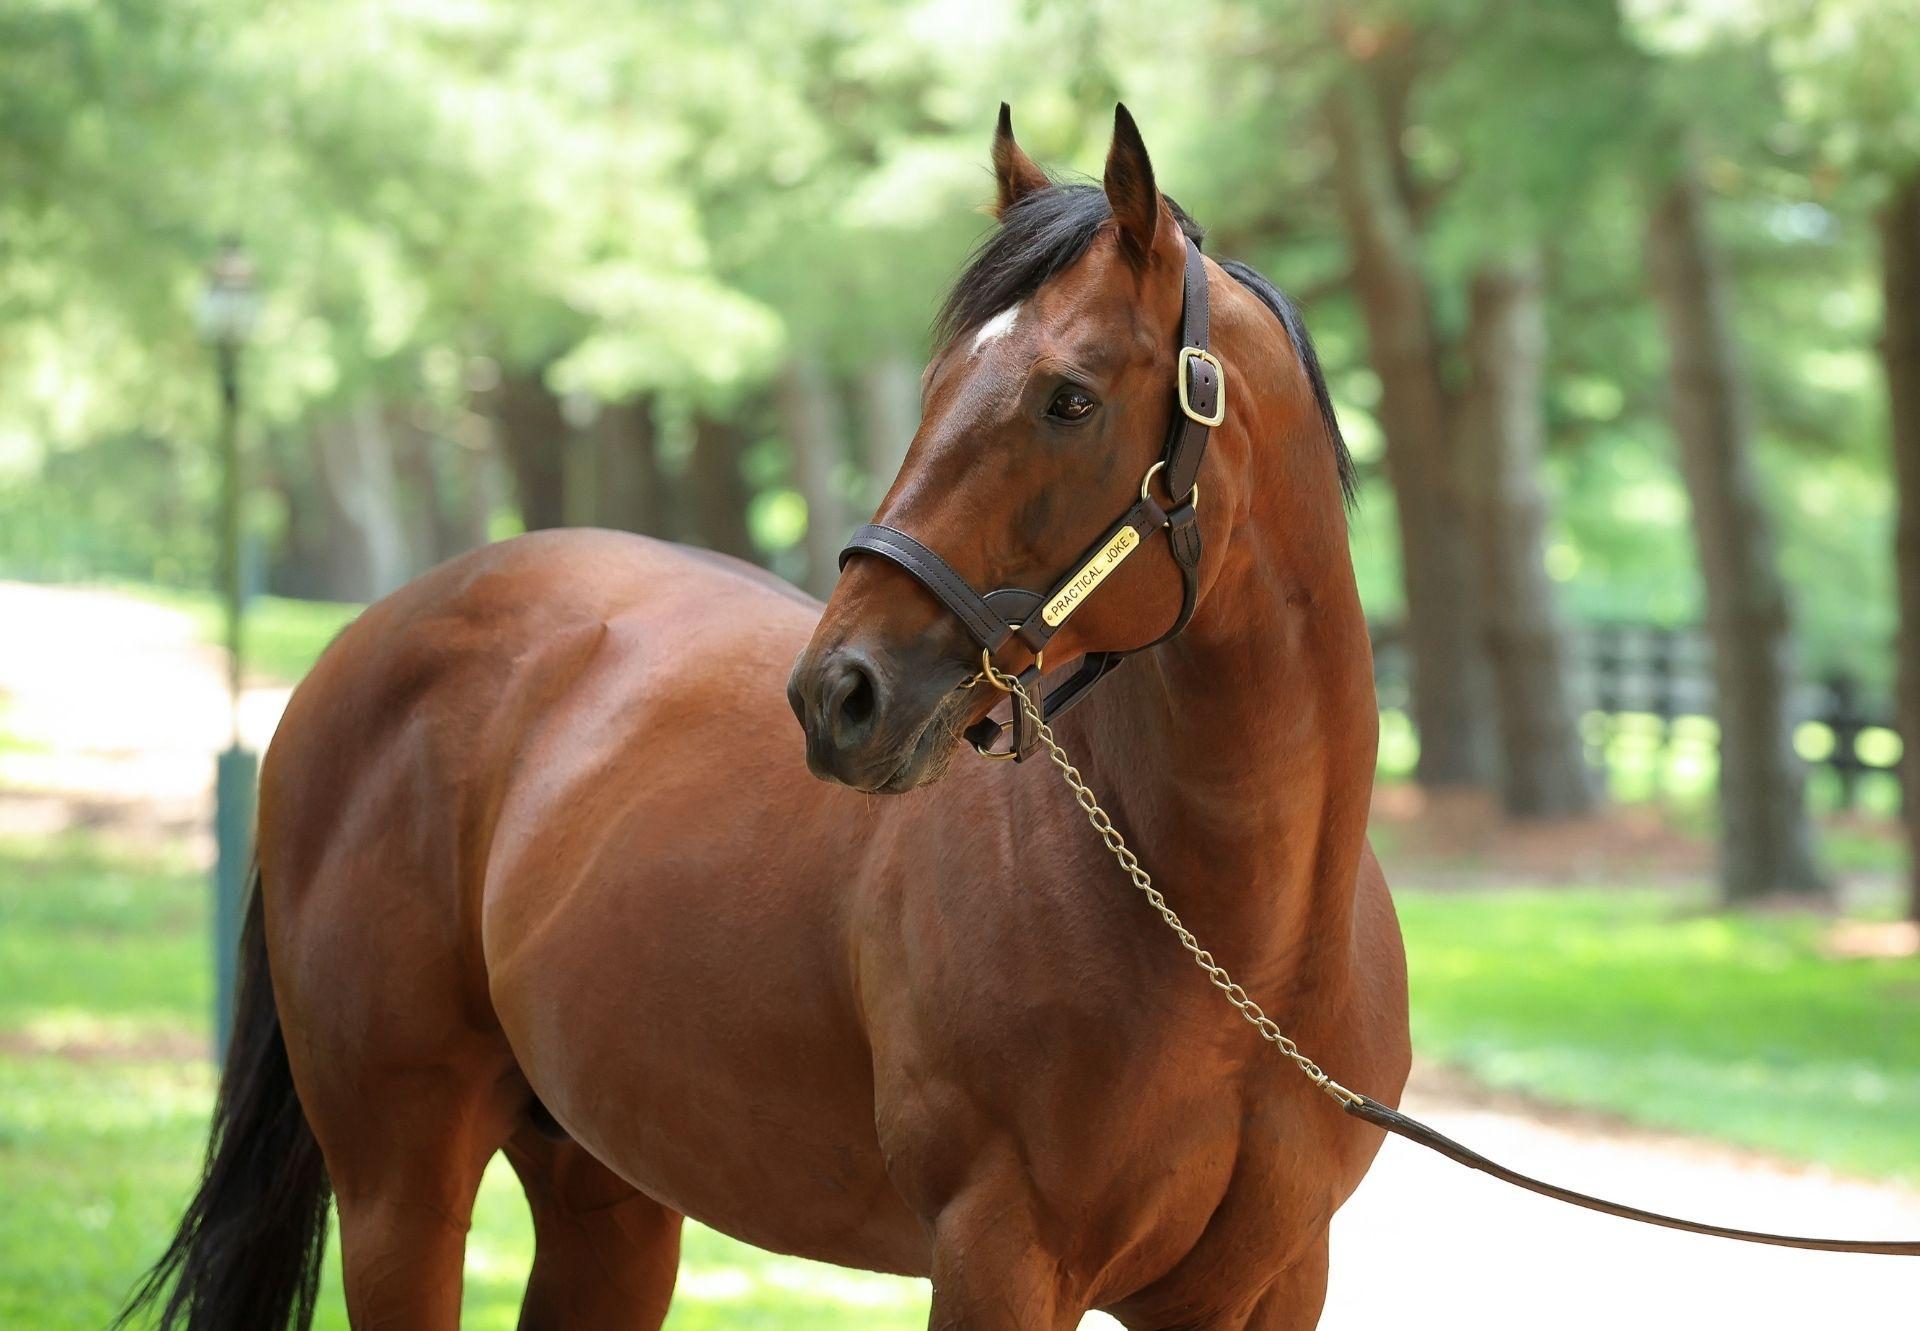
[3,581,1915,1328]
[0,581,289,851]
[1317,1075,1918,1329]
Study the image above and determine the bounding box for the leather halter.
[840,236,1221,761]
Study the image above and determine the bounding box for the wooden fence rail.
[1368,621,1904,808]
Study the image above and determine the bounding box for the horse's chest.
[872,983,1330,1301]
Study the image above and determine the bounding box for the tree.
[1882,176,1920,922]
[1318,2,1643,818]
[778,356,853,597]
[1644,157,1825,901]
[687,414,758,562]
[496,374,570,533]
[1459,254,1596,817]
[1747,0,1920,921]
[1325,70,1499,790]
[858,355,919,507]
[593,399,671,538]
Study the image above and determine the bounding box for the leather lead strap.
[1343,1095,1920,1256]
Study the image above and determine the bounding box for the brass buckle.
[1177,346,1225,427]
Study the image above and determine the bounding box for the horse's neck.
[1071,541,1377,989]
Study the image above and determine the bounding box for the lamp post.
[196,239,259,1057]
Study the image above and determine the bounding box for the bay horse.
[124,104,1410,1330]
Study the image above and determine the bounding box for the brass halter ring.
[1139,459,1200,514]
[971,645,1042,760]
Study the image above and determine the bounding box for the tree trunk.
[307,402,410,601]
[1881,171,1920,923]
[1325,79,1498,789]
[1644,163,1824,903]
[778,355,852,597]
[449,419,500,554]
[1459,255,1596,818]
[595,398,670,537]
[495,373,569,532]
[687,414,757,562]
[390,408,467,566]
[859,352,920,507]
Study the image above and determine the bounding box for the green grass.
[0,1053,933,1331]
[0,834,932,1329]
[1398,887,1920,1183]
[120,585,363,686]
[0,1056,219,1327]
[0,835,208,1039]
[3,833,1917,1326]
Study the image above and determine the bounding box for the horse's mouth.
[858,684,978,795]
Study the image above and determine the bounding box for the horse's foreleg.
[505,1128,682,1330]
[925,1185,1085,1331]
[1109,1234,1330,1331]
[1226,1237,1331,1331]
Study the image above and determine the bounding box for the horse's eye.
[1047,388,1097,423]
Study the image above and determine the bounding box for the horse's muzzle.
[787,641,964,793]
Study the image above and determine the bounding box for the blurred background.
[3,0,1919,1326]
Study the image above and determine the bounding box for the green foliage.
[0,0,1912,692]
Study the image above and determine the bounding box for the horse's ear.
[992,103,1049,218]
[1103,103,1160,265]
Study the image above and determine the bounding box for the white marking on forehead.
[970,303,1021,354]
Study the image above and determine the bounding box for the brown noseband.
[839,236,1220,761]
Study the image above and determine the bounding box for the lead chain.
[968,658,1361,1108]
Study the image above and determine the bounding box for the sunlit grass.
[1397,887,1920,1183]
[0,1056,220,1327]
[0,1054,933,1331]
[0,834,208,1037]
[0,832,935,1328]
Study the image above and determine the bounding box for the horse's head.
[789,104,1347,792]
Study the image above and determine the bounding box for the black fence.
[1369,621,1904,810]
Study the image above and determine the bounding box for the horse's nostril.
[838,666,876,730]
[840,664,871,726]
[818,653,883,753]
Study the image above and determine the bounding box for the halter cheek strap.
[839,235,1220,761]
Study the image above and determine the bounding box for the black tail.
[116,868,332,1330]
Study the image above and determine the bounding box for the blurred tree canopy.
[2,1,1916,850]
[2,0,1901,654]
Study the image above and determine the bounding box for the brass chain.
[967,655,1361,1108]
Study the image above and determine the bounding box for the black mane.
[935,182,1355,506]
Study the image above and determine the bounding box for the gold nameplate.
[1040,525,1141,627]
